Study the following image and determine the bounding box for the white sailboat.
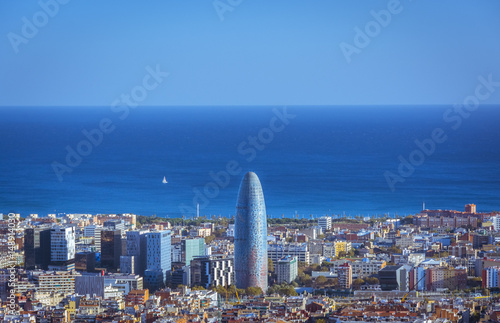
[162,176,168,184]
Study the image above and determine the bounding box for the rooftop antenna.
[197,203,199,219]
[423,201,425,211]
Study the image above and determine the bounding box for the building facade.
[191,255,234,289]
[83,225,102,252]
[277,256,298,284]
[120,255,134,274]
[338,263,352,289]
[75,252,96,272]
[268,243,310,265]
[37,271,80,296]
[126,230,147,276]
[482,266,500,289]
[24,227,52,270]
[234,172,268,292]
[50,226,76,271]
[101,229,122,271]
[182,238,206,265]
[144,230,171,291]
[326,259,386,279]
[318,217,332,231]
[426,266,467,291]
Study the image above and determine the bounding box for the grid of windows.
[50,227,76,262]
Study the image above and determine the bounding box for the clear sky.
[1,0,499,106]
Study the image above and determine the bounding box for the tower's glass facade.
[235,172,268,292]
[145,230,171,291]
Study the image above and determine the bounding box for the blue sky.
[1,0,499,106]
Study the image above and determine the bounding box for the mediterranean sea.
[1,106,499,218]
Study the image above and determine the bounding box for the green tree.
[326,278,337,287]
[283,285,298,296]
[388,246,402,254]
[246,287,263,296]
[315,276,327,287]
[205,235,216,244]
[213,228,226,237]
[365,277,379,285]
[215,285,227,297]
[301,274,312,287]
[268,258,274,273]
[352,278,365,289]
[192,285,206,290]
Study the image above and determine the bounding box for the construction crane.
[234,285,241,304]
[402,273,426,303]
[474,296,491,300]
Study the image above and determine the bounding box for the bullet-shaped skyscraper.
[235,172,268,292]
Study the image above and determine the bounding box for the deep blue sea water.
[1,106,499,218]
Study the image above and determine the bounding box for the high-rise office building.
[103,219,125,233]
[120,255,135,274]
[50,226,76,271]
[75,252,96,272]
[101,230,122,271]
[234,172,268,292]
[144,230,171,291]
[126,230,148,276]
[24,226,52,270]
[84,225,102,252]
[182,238,206,265]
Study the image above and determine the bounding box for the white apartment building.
[318,217,332,231]
[268,243,310,265]
[277,256,298,284]
[83,225,102,252]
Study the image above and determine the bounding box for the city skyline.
[1,1,500,321]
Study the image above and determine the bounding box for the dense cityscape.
[2,0,499,322]
[1,172,500,322]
